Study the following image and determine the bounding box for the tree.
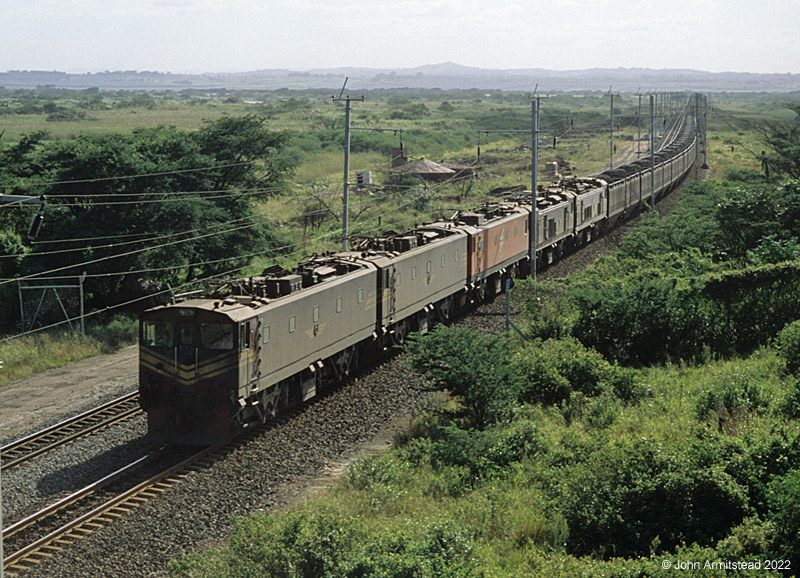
[404,325,521,429]
[0,116,297,317]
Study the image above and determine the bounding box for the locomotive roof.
[144,253,376,322]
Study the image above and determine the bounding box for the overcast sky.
[2,0,798,76]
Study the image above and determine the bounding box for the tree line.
[0,115,297,333]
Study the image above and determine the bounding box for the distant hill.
[2,64,800,92]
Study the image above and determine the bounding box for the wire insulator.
[27,209,44,240]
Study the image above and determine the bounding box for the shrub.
[86,315,138,351]
[776,319,800,375]
[430,420,545,479]
[767,468,800,559]
[780,377,800,418]
[695,370,767,427]
[404,326,521,429]
[169,510,480,578]
[513,337,638,405]
[559,437,749,558]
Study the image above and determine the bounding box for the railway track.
[0,391,141,472]
[0,357,393,576]
[2,444,219,576]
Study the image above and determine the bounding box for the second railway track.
[1,391,141,472]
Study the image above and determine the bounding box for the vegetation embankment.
[169,106,800,576]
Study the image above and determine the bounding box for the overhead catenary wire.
[1,177,456,342]
[0,160,260,192]
[0,177,438,262]
[1,164,484,289]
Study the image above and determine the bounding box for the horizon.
[5,62,798,76]
[2,1,799,77]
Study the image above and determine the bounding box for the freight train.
[139,100,698,445]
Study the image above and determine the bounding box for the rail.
[0,391,141,472]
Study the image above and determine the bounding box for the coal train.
[139,100,698,445]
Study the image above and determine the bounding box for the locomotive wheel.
[436,297,453,322]
[476,280,487,302]
[392,319,409,345]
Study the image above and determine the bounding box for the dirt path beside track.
[0,345,139,443]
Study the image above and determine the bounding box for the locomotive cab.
[139,304,240,445]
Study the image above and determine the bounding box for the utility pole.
[332,79,364,251]
[637,91,642,158]
[608,89,616,169]
[694,93,700,181]
[650,93,656,210]
[531,93,540,280]
[701,94,709,169]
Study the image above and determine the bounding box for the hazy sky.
[2,0,798,76]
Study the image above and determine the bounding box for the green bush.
[169,510,480,578]
[559,436,749,558]
[86,315,138,351]
[776,319,800,375]
[695,370,767,425]
[767,468,800,559]
[513,337,639,405]
[780,377,800,418]
[429,420,545,479]
[404,326,521,429]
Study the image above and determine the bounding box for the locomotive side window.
[142,320,173,348]
[358,288,364,303]
[412,266,417,280]
[289,315,296,333]
[336,296,342,313]
[313,305,320,323]
[201,323,234,350]
[240,322,251,351]
[441,255,446,268]
[263,325,270,344]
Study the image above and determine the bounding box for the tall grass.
[0,316,137,387]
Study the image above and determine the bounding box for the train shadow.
[36,428,156,497]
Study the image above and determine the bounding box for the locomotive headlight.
[178,308,195,318]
